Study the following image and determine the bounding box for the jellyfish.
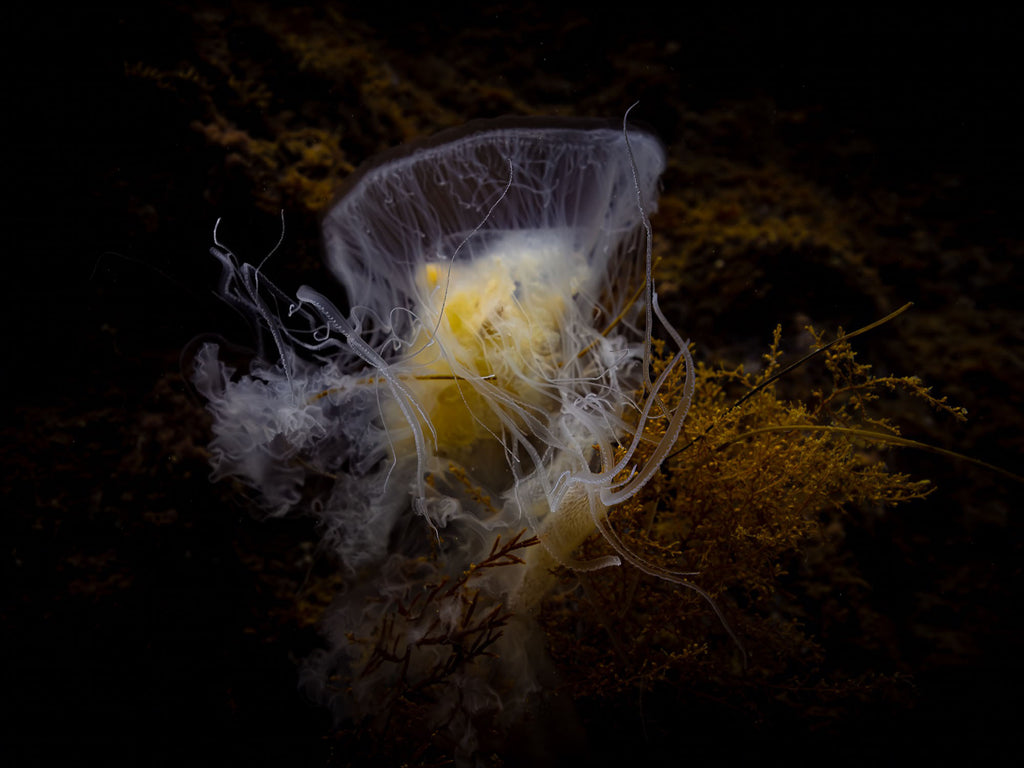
[192,114,695,756]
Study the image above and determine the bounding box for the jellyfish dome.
[192,115,694,757]
[321,117,664,352]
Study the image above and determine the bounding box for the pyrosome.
[192,115,695,755]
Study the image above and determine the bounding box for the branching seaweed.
[332,531,538,761]
[538,320,959,717]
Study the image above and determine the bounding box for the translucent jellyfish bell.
[317,117,667,354]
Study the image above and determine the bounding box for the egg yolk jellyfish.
[192,115,695,760]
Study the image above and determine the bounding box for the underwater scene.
[5,3,1022,766]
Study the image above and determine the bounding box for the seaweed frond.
[331,531,538,762]
[539,321,953,720]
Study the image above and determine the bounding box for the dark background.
[4,4,1022,765]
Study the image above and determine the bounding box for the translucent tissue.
[192,116,694,756]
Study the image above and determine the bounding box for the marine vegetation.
[191,116,969,766]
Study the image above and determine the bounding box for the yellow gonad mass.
[403,235,582,456]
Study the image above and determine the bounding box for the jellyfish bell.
[317,117,665,347]
[192,114,694,753]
